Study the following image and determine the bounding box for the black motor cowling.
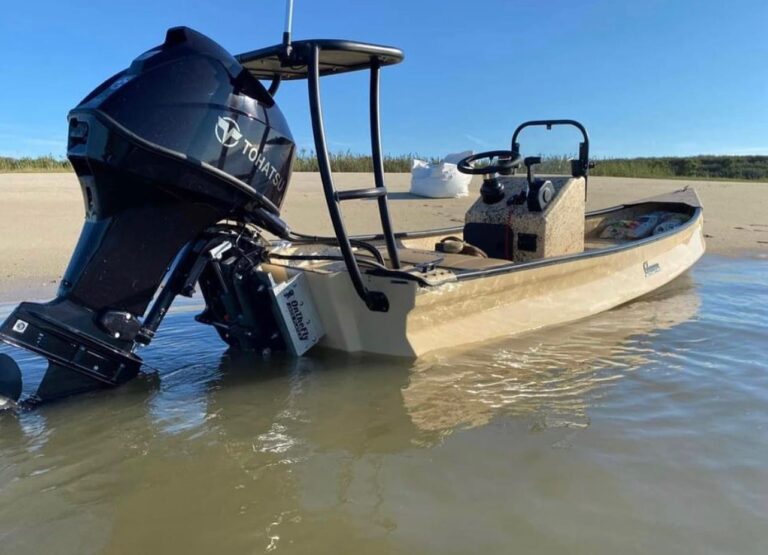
[0,27,295,404]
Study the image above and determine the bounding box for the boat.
[0,5,704,406]
[266,186,703,357]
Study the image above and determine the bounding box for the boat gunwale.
[350,199,702,284]
[346,193,698,243]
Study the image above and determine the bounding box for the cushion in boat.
[599,211,685,240]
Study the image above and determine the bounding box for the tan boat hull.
[274,190,705,357]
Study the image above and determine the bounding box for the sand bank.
[1,172,766,301]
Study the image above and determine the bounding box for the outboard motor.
[0,27,295,404]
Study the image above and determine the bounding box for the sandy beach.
[0,172,766,301]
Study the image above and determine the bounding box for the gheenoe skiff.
[262,187,704,357]
[0,7,704,406]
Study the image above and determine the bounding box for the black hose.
[267,252,432,286]
[286,231,385,265]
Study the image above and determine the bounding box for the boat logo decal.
[215,116,286,190]
[12,320,28,334]
[284,289,310,341]
[643,261,661,277]
[215,116,243,148]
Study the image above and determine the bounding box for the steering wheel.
[456,150,523,175]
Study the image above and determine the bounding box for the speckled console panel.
[465,176,586,262]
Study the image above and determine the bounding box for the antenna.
[272,0,293,93]
[283,0,294,48]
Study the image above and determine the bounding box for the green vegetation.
[3,152,767,181]
[535,155,768,181]
[0,155,72,173]
[292,149,434,173]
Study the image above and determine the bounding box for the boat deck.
[271,192,698,278]
[386,237,628,274]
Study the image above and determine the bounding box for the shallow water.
[0,255,766,554]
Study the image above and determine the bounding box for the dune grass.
[3,152,767,181]
[291,149,436,173]
[0,155,72,173]
[536,154,768,181]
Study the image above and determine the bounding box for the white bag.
[409,151,473,198]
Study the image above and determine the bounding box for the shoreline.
[1,172,766,302]
[3,169,767,184]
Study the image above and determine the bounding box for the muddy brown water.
[0,255,766,554]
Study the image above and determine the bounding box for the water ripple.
[0,255,766,554]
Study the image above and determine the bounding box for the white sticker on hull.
[270,273,325,356]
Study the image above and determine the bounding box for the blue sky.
[1,0,766,159]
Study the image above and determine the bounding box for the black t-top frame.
[236,40,405,312]
[237,39,404,80]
